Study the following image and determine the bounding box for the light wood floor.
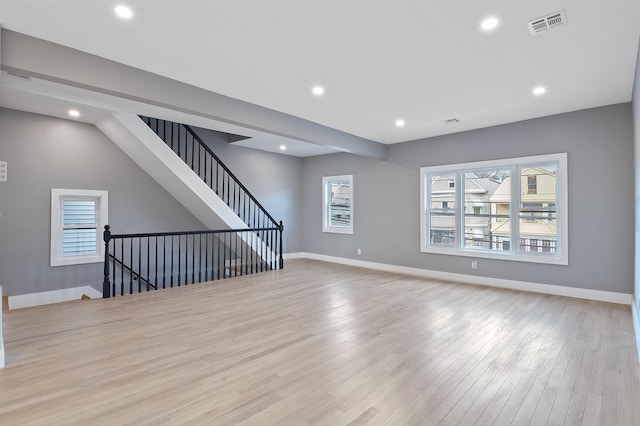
[1,259,639,425]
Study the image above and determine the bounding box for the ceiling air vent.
[3,71,32,81]
[442,118,460,124]
[527,10,567,36]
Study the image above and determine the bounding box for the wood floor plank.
[1,259,638,425]
[455,298,561,425]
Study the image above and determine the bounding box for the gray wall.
[0,108,206,296]
[302,103,635,294]
[192,127,303,254]
[633,40,640,309]
[0,103,634,296]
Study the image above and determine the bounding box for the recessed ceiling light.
[115,5,133,19]
[481,17,499,31]
[311,86,325,96]
[68,109,80,117]
[395,119,405,127]
[532,86,546,96]
[279,145,287,151]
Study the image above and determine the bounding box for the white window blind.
[62,199,98,257]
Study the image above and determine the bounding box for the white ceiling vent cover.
[2,71,32,81]
[527,10,567,36]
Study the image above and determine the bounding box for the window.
[51,189,108,266]
[420,153,567,265]
[528,175,537,194]
[322,175,353,234]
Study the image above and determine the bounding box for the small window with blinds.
[51,189,108,266]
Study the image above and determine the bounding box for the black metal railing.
[140,116,279,234]
[109,254,156,290]
[102,224,283,298]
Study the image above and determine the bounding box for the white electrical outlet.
[471,261,478,270]
[357,249,362,256]
[0,161,6,182]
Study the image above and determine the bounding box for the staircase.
[139,116,280,234]
[98,114,283,298]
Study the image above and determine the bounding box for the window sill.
[323,227,354,235]
[420,245,568,265]
[51,255,103,267]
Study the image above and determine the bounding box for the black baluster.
[128,238,133,294]
[171,235,175,288]
[279,221,284,269]
[228,175,232,207]
[217,232,221,280]
[191,234,195,284]
[137,237,142,293]
[202,233,206,283]
[190,132,195,171]
[103,225,111,298]
[112,239,116,297]
[154,236,158,290]
[227,232,232,279]
[215,163,219,194]
[232,182,236,214]
[146,237,150,291]
[170,121,175,151]
[178,235,182,286]
[162,235,166,289]
[120,239,124,295]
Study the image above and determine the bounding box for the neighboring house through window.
[50,188,108,266]
[420,153,567,265]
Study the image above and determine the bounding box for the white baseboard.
[8,286,103,310]
[633,301,640,365]
[298,252,633,305]
[283,252,304,260]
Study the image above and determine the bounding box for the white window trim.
[420,153,568,265]
[322,175,354,235]
[51,188,108,267]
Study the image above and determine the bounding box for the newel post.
[103,225,111,298]
[279,221,284,269]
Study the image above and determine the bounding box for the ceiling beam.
[1,29,386,159]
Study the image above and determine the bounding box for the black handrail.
[109,226,281,239]
[103,224,283,298]
[139,116,278,229]
[109,254,156,291]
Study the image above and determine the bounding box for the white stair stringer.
[97,112,277,266]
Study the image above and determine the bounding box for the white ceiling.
[1,0,640,155]
[0,75,338,157]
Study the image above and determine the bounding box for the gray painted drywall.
[0,29,386,159]
[633,40,640,309]
[0,108,206,296]
[302,103,635,294]
[192,127,303,254]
